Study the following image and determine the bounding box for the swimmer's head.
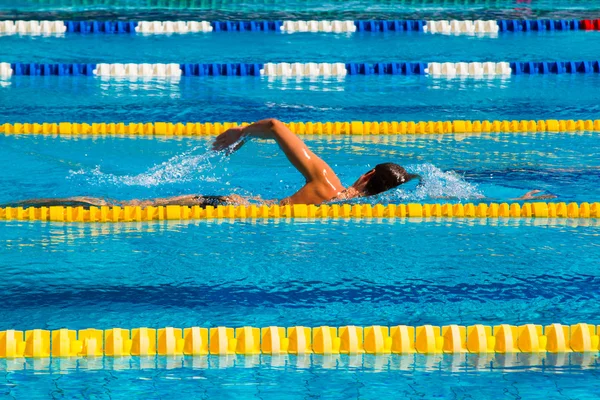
[351,163,420,197]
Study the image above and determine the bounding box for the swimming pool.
[1,1,599,399]
[1,218,600,398]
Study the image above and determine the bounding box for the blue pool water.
[3,0,600,20]
[2,2,600,399]
[3,31,600,64]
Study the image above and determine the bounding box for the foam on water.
[69,143,226,188]
[379,163,484,203]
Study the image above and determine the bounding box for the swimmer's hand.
[212,127,245,153]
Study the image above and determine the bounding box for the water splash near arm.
[69,141,229,188]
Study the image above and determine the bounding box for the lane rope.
[1,19,598,35]
[0,203,598,223]
[2,60,600,78]
[1,120,599,136]
[1,323,598,357]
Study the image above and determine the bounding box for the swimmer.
[5,118,555,208]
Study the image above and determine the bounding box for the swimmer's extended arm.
[213,119,332,183]
[512,190,557,200]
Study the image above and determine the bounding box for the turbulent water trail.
[69,143,227,188]
[379,163,484,202]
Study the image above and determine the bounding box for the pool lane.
[0,133,597,204]
[1,74,600,122]
[0,218,599,330]
[2,30,600,64]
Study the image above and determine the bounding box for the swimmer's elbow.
[268,118,286,132]
[259,118,280,130]
[257,118,285,135]
[268,118,297,140]
[243,118,283,140]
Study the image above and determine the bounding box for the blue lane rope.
[3,19,590,34]
[5,61,600,76]
[63,19,587,33]
[64,20,286,33]
[497,19,581,31]
[63,20,425,33]
[509,61,600,74]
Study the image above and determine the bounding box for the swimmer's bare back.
[2,194,253,209]
[5,190,555,208]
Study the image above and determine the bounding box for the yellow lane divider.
[1,324,599,357]
[0,202,598,223]
[1,119,599,136]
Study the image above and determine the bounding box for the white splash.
[380,163,484,202]
[69,144,225,187]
